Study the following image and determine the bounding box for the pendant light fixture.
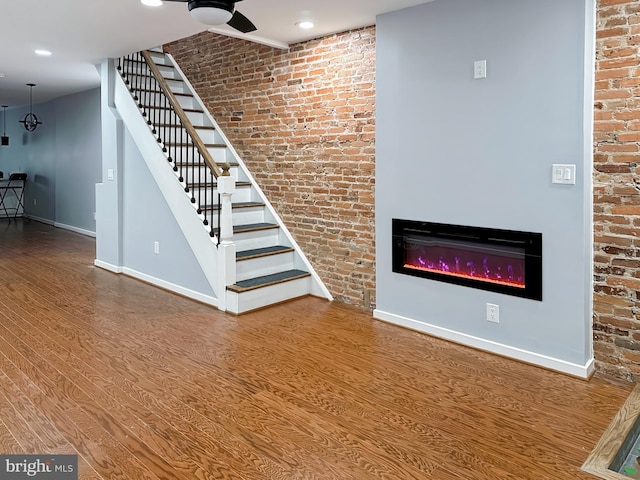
[1,105,8,146]
[19,83,42,132]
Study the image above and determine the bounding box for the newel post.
[216,164,236,312]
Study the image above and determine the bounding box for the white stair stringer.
[115,51,333,313]
[113,73,221,306]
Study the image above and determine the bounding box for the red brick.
[165,27,376,309]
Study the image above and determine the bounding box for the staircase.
[114,50,330,314]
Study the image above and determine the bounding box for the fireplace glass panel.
[403,235,526,289]
[393,220,542,300]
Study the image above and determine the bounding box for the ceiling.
[0,0,431,108]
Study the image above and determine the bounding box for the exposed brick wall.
[594,1,640,380]
[165,28,376,308]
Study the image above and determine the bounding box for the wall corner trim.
[373,309,595,379]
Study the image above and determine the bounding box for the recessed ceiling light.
[296,21,314,29]
[141,0,163,6]
[35,49,52,56]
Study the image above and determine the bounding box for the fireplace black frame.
[392,219,542,301]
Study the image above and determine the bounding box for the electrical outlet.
[486,303,499,323]
[474,60,487,79]
[153,241,160,255]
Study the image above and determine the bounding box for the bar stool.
[0,173,27,222]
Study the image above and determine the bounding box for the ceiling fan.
[164,0,257,32]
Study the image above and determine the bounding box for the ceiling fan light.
[189,7,233,25]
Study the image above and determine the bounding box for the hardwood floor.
[0,219,633,479]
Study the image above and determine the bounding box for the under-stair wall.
[96,58,219,307]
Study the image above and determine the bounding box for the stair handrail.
[140,50,223,179]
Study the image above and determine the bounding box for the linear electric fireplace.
[392,220,542,300]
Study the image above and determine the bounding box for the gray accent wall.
[0,89,101,232]
[54,89,102,232]
[375,0,594,370]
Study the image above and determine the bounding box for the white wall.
[375,0,595,376]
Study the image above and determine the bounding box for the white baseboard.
[373,309,595,379]
[54,221,96,238]
[94,261,219,308]
[94,260,122,274]
[25,216,96,238]
[24,215,53,225]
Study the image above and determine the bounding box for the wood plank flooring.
[0,219,634,479]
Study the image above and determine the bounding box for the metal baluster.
[178,119,184,183]
[190,143,196,205]
[217,192,221,241]
[133,55,141,105]
[162,88,168,147]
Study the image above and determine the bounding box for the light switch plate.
[552,164,576,185]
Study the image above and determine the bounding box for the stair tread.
[227,269,310,293]
[164,142,226,148]
[213,222,278,234]
[122,73,183,83]
[155,124,215,130]
[201,201,265,211]
[173,161,239,167]
[236,245,295,261]
[187,181,251,188]
[142,105,202,113]
[123,59,174,68]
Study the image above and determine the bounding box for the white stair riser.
[188,202,265,225]
[173,165,241,181]
[173,163,242,180]
[189,186,253,203]
[157,128,221,144]
[226,277,311,314]
[186,111,204,124]
[236,252,296,282]
[168,84,189,95]
[229,207,265,226]
[207,147,228,164]
[194,129,220,144]
[147,53,171,66]
[233,229,281,251]
[129,63,178,80]
[142,92,195,110]
[124,76,189,96]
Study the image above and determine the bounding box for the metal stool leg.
[10,181,25,219]
[0,185,11,222]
